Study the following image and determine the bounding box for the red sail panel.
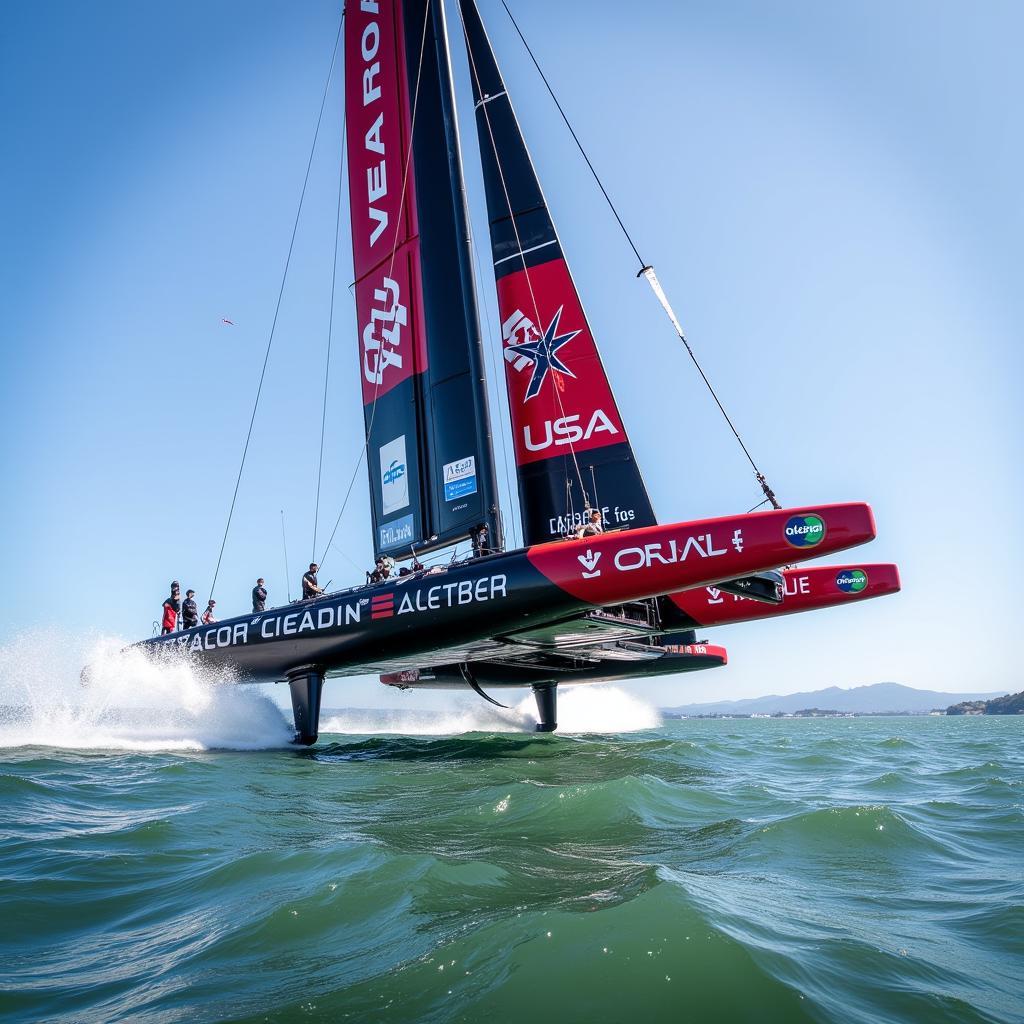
[345,1,427,555]
[346,1,426,401]
[667,563,901,628]
[346,0,501,557]
[498,258,626,466]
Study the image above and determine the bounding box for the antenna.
[281,510,292,602]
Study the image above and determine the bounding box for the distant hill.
[664,683,1008,717]
[946,690,1024,715]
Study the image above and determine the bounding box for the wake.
[0,632,293,752]
[0,633,663,751]
[320,685,662,736]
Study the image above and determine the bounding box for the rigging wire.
[280,509,292,602]
[207,12,345,603]
[498,0,643,269]
[318,0,434,571]
[497,0,781,511]
[313,102,348,561]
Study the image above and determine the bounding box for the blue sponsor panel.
[444,475,477,501]
[443,455,478,502]
[379,513,415,551]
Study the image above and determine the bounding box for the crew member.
[181,589,199,630]
[576,509,604,539]
[368,556,394,584]
[201,599,217,624]
[252,578,267,613]
[302,563,323,600]
[161,583,181,635]
[470,524,490,558]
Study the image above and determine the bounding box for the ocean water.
[1,638,1022,1023]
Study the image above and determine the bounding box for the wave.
[0,631,293,752]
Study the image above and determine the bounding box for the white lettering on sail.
[523,410,619,452]
[360,21,379,60]
[502,309,538,371]
[359,10,387,247]
[363,277,408,385]
[362,63,381,105]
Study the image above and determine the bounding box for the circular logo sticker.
[836,569,868,593]
[784,514,826,548]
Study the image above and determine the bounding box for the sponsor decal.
[785,574,811,597]
[159,600,363,652]
[548,506,637,537]
[395,574,508,614]
[157,572,512,655]
[836,568,868,593]
[363,276,408,387]
[578,532,731,580]
[502,308,539,367]
[784,513,826,548]
[503,306,580,400]
[496,260,627,466]
[380,435,409,514]
[379,513,414,550]
[346,1,403,267]
[371,592,395,619]
[523,410,619,453]
[443,455,477,502]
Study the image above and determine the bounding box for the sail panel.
[404,0,503,549]
[459,0,657,543]
[346,0,500,557]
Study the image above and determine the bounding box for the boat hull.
[132,503,876,684]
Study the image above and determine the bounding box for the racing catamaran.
[124,0,899,744]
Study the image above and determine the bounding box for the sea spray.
[319,685,662,736]
[0,631,292,751]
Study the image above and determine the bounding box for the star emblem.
[505,306,581,400]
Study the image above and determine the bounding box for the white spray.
[0,631,293,752]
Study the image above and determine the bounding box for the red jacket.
[162,599,179,631]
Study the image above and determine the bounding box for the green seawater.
[2,703,1022,1023]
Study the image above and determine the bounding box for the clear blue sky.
[1,0,1020,707]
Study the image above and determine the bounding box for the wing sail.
[458,0,656,544]
[346,0,501,557]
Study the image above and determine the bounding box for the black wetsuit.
[301,572,319,600]
[252,586,267,613]
[181,597,198,630]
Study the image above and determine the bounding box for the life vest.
[162,599,179,630]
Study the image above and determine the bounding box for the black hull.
[116,504,876,742]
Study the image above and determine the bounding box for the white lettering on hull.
[157,574,511,654]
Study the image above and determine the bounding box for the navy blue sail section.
[458,0,658,544]
[345,0,501,558]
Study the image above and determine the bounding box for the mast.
[457,0,658,544]
[345,0,501,559]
